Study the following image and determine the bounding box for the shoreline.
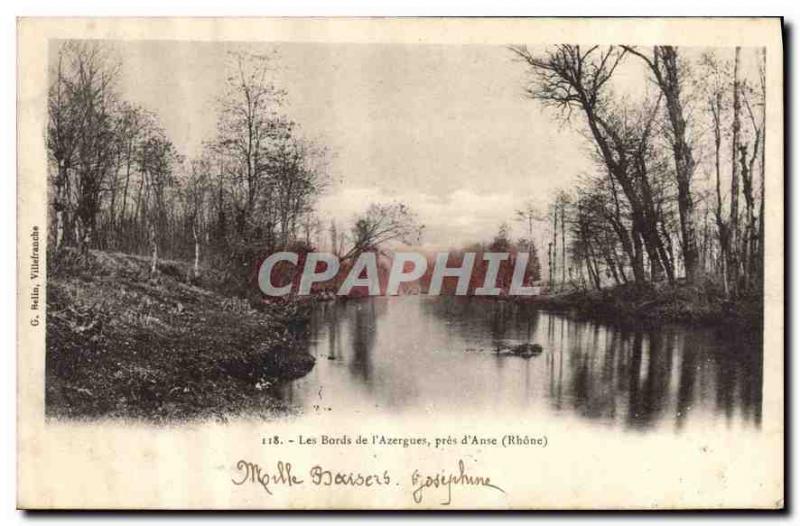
[311,284,763,331]
[518,283,764,331]
[46,249,763,421]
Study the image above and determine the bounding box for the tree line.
[510,45,766,299]
[47,42,333,281]
[48,41,433,288]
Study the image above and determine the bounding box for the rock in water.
[509,343,544,358]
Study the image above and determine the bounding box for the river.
[276,296,762,433]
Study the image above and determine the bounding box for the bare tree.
[342,202,424,261]
[729,47,743,295]
[623,46,700,282]
[214,51,287,236]
[515,199,545,282]
[48,41,121,252]
[511,44,670,284]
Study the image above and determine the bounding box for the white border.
[4,2,795,524]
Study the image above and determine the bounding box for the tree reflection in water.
[281,297,762,431]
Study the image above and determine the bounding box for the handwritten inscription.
[231,458,505,505]
[411,459,505,505]
[231,460,303,495]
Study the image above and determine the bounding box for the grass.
[532,280,763,329]
[45,248,316,423]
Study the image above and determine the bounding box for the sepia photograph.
[44,39,767,427]
[16,17,784,510]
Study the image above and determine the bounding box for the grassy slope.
[46,249,315,422]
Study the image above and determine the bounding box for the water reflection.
[276,296,762,432]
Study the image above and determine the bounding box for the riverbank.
[528,281,763,329]
[46,249,315,422]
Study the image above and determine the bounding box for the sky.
[104,41,763,253]
[108,40,593,249]
[56,41,765,250]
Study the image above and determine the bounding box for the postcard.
[17,17,784,509]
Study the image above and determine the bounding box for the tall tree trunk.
[605,172,636,283]
[740,139,759,292]
[729,47,742,296]
[54,161,70,249]
[657,221,676,283]
[120,138,133,229]
[192,222,200,279]
[660,48,699,283]
[552,207,558,288]
[626,46,699,282]
[149,221,158,275]
[561,204,566,286]
[603,244,622,285]
[757,48,767,290]
[711,91,730,297]
[631,224,646,284]
[632,136,668,282]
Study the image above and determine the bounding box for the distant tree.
[515,199,544,281]
[515,238,542,282]
[489,222,512,252]
[342,202,424,261]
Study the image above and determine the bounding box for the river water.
[276,296,762,433]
